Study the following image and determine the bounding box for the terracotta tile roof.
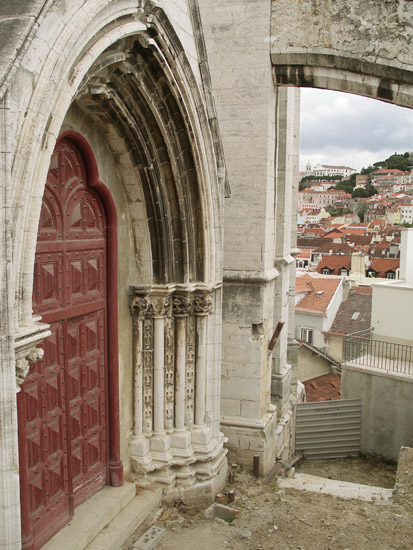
[313,242,355,254]
[322,228,344,238]
[374,169,404,175]
[344,228,366,236]
[295,276,342,314]
[352,285,372,295]
[304,373,341,402]
[368,257,399,277]
[345,235,372,246]
[297,248,314,258]
[316,255,352,275]
[327,290,372,337]
[296,274,314,293]
[297,237,332,249]
[304,227,325,235]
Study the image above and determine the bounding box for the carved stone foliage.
[149,296,171,318]
[164,317,175,430]
[192,293,214,316]
[172,295,192,317]
[129,286,215,438]
[185,315,196,426]
[16,347,44,389]
[130,296,149,319]
[142,317,153,433]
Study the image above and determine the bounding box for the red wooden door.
[19,138,108,550]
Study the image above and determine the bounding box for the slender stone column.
[172,293,192,430]
[145,291,173,456]
[130,296,148,439]
[192,291,214,446]
[149,295,170,435]
[193,293,213,426]
[171,291,194,453]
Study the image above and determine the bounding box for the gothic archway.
[17,134,121,550]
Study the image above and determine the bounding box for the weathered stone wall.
[271,0,413,107]
[0,2,227,547]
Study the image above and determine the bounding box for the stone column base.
[271,363,292,416]
[131,433,228,505]
[220,411,278,476]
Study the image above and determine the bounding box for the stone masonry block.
[133,526,165,550]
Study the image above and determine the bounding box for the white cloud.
[300,88,413,172]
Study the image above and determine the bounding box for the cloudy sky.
[300,88,413,173]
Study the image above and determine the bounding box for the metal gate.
[295,399,362,459]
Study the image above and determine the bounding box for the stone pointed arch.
[11,1,225,329]
[271,0,413,108]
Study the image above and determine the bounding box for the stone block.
[203,503,238,521]
[150,435,171,453]
[132,526,165,550]
[171,430,191,449]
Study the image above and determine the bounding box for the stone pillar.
[148,292,171,454]
[129,295,150,459]
[171,291,192,450]
[192,290,214,446]
[198,0,279,476]
[272,86,300,420]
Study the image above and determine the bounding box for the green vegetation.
[360,151,413,174]
[324,205,351,217]
[356,201,368,222]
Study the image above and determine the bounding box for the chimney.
[351,252,366,276]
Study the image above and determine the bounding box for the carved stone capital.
[16,347,44,389]
[130,296,149,319]
[14,321,51,391]
[192,293,214,316]
[172,295,192,317]
[148,296,171,318]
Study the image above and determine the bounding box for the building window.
[340,268,349,276]
[386,272,396,279]
[301,328,314,345]
[322,268,330,275]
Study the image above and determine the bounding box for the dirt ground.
[124,456,413,550]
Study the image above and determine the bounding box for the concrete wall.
[342,365,413,460]
[325,333,345,364]
[372,229,413,346]
[298,345,332,382]
[371,284,413,346]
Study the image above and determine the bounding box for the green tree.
[386,154,410,171]
[352,188,368,198]
[356,201,368,222]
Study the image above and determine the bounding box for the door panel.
[19,138,108,550]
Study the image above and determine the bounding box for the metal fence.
[295,399,361,459]
[344,337,413,375]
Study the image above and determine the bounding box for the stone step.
[87,488,162,550]
[42,483,161,550]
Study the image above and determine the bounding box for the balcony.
[344,337,413,376]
